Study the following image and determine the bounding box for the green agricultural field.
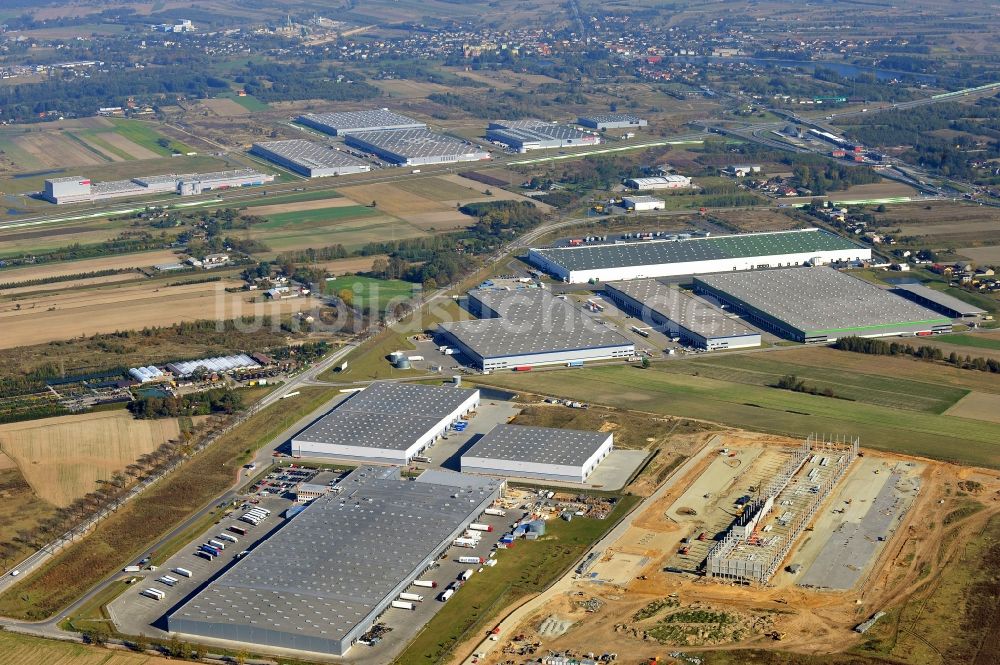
[257,204,381,229]
[322,275,417,310]
[222,92,269,112]
[238,189,344,208]
[934,333,1000,351]
[107,119,181,156]
[473,363,1000,469]
[661,354,969,414]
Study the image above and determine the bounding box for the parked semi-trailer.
[217,533,238,544]
[229,525,247,536]
[459,569,474,581]
[484,507,506,517]
[123,565,142,573]
[391,600,416,611]
[399,592,424,602]
[513,365,532,372]
[439,588,455,602]
[195,551,215,561]
[468,523,494,532]
[157,576,178,587]
[413,580,437,588]
[453,537,477,548]
[459,556,486,564]
[173,567,193,578]
[141,588,165,601]
[201,544,221,556]
[208,539,226,550]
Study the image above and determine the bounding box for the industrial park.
[1,3,999,665]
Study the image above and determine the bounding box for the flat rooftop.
[578,113,644,123]
[168,466,502,650]
[337,381,477,418]
[464,424,610,467]
[347,129,489,160]
[490,119,592,142]
[441,288,633,359]
[892,282,987,316]
[298,108,426,134]
[531,229,864,272]
[606,279,758,340]
[695,267,950,336]
[252,139,371,170]
[294,382,478,448]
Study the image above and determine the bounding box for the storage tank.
[395,357,412,369]
[452,375,462,386]
[388,351,404,362]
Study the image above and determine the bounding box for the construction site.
[465,429,1000,665]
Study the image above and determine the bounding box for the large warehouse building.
[528,229,870,283]
[250,139,372,177]
[297,108,426,136]
[345,129,490,166]
[605,279,761,350]
[892,282,986,319]
[694,267,952,343]
[625,175,691,190]
[44,169,274,204]
[486,119,600,152]
[461,424,613,483]
[577,114,647,130]
[438,288,635,371]
[291,382,479,463]
[167,466,503,656]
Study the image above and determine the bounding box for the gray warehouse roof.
[532,229,864,272]
[440,289,633,359]
[294,411,445,450]
[251,140,372,171]
[338,381,477,418]
[297,108,426,135]
[168,466,502,651]
[293,382,478,449]
[605,279,758,340]
[464,424,611,467]
[892,282,986,316]
[695,267,950,336]
[489,119,593,142]
[346,129,489,162]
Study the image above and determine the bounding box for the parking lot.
[107,490,294,638]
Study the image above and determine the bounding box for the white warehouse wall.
[528,248,871,284]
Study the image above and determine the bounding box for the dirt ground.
[0,271,140,296]
[96,131,161,160]
[0,410,184,507]
[0,250,181,282]
[248,197,356,216]
[958,245,1000,263]
[199,98,252,117]
[474,431,1000,664]
[710,209,805,233]
[829,182,918,200]
[13,132,105,168]
[0,279,314,349]
[944,391,1000,423]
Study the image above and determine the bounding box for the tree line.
[833,335,1000,373]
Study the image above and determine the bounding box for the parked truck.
[413,580,437,588]
[173,567,193,578]
[399,592,424,602]
[468,523,494,532]
[484,508,506,517]
[123,565,142,573]
[453,537,477,548]
[390,600,416,611]
[208,539,226,550]
[157,575,178,587]
[458,556,485,564]
[459,569,474,581]
[141,588,165,601]
[439,588,455,602]
[217,533,238,544]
